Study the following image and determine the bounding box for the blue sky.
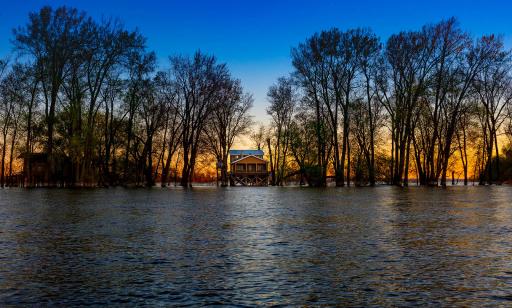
[0,0,511,121]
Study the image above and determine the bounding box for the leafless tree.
[152,71,182,187]
[204,78,253,186]
[250,123,266,151]
[13,6,89,184]
[473,36,512,184]
[291,37,329,187]
[267,76,297,186]
[171,51,230,187]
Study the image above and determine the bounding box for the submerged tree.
[204,79,253,186]
[267,76,296,186]
[171,52,231,187]
[473,36,512,184]
[2,6,512,187]
[154,71,182,188]
[13,6,89,183]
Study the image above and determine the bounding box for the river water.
[0,186,511,306]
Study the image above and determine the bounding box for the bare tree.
[137,77,168,186]
[250,123,266,151]
[0,64,24,187]
[98,72,124,186]
[79,19,145,185]
[171,51,230,187]
[14,6,89,183]
[354,29,381,185]
[473,36,512,184]
[204,79,253,186]
[377,25,437,186]
[292,38,329,187]
[267,76,296,186]
[288,108,321,186]
[122,51,156,184]
[153,71,182,187]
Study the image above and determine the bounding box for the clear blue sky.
[0,0,511,121]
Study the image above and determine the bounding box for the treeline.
[0,6,252,187]
[259,18,512,187]
[2,7,512,188]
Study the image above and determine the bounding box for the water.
[0,186,511,306]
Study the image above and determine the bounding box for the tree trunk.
[221,155,228,187]
[494,131,500,183]
[8,126,17,183]
[124,116,133,184]
[180,148,189,187]
[346,137,351,187]
[161,151,173,187]
[145,137,154,187]
[267,138,276,186]
[1,133,7,188]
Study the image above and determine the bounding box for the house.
[229,149,268,186]
[20,152,73,187]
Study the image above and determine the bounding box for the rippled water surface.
[1,186,512,306]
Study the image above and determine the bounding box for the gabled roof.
[229,149,264,156]
[230,154,267,165]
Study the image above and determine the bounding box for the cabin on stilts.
[229,149,268,186]
[19,152,73,187]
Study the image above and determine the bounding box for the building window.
[236,164,246,172]
[257,164,266,172]
[247,164,256,172]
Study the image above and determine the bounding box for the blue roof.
[229,149,264,155]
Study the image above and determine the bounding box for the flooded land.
[1,186,512,306]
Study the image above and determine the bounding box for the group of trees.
[1,7,512,188]
[260,18,512,187]
[0,6,252,187]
